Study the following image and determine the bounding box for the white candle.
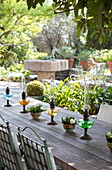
[84,82,89,106]
[50,79,54,98]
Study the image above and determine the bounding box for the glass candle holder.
[79,105,94,140]
[47,108,58,125]
[47,98,58,125]
[3,87,13,107]
[78,119,94,129]
[19,91,30,113]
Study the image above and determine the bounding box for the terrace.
[0,81,112,170]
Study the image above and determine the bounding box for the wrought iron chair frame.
[18,126,57,170]
[0,115,23,170]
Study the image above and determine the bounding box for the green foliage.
[41,56,52,60]
[43,79,84,113]
[105,130,112,143]
[0,64,30,80]
[0,67,7,80]
[26,80,45,96]
[76,49,112,63]
[0,44,17,68]
[27,51,48,60]
[55,46,76,59]
[8,64,30,78]
[89,49,108,63]
[106,49,112,61]
[42,79,112,115]
[76,49,92,61]
[22,0,112,44]
[0,0,53,67]
[86,29,112,50]
[62,117,77,125]
[27,105,45,114]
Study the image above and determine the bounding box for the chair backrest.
[0,115,23,170]
[18,126,57,170]
[89,63,105,75]
[97,103,112,124]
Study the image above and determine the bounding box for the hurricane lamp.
[47,98,58,125]
[3,87,13,107]
[19,91,30,113]
[79,105,94,140]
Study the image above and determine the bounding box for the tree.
[19,0,112,44]
[0,0,52,68]
[32,14,79,54]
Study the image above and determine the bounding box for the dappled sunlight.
[68,162,75,166]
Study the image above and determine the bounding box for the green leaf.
[74,4,78,18]
[27,0,33,9]
[97,1,104,29]
[90,30,96,38]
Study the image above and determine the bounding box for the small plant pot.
[107,142,112,151]
[31,112,41,120]
[64,59,74,68]
[107,61,112,74]
[79,61,87,70]
[63,124,76,132]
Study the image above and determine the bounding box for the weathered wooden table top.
[0,93,112,170]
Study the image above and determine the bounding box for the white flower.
[70,119,76,124]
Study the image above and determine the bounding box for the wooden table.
[0,94,112,170]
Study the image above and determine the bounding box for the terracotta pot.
[63,124,76,132]
[31,112,41,120]
[107,142,112,151]
[79,61,87,70]
[64,59,74,68]
[107,61,112,74]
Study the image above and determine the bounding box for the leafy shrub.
[89,49,108,63]
[0,44,17,68]
[55,46,76,59]
[106,49,112,61]
[76,49,92,61]
[42,79,112,115]
[76,49,112,63]
[26,80,45,96]
[27,51,48,60]
[8,64,30,78]
[43,79,84,113]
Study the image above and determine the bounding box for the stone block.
[24,59,68,72]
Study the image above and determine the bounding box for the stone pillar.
[38,72,55,81]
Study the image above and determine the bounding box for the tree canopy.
[0,0,52,67]
[19,0,112,44]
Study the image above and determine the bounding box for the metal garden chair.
[0,115,23,170]
[18,126,61,170]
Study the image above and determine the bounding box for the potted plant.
[105,130,112,151]
[27,105,45,120]
[62,116,77,132]
[55,46,76,68]
[107,49,112,75]
[77,49,92,70]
